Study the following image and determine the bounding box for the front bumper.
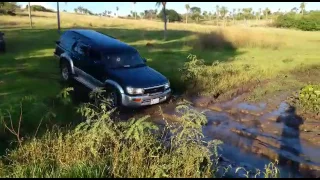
[121,88,171,107]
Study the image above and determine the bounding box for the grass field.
[0,10,319,178]
[1,11,320,132]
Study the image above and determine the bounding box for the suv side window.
[73,42,88,56]
[89,49,101,61]
[60,31,76,51]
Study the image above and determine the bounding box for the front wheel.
[60,61,71,82]
[105,87,121,109]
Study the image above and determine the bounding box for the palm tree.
[116,6,119,17]
[300,2,306,16]
[264,7,270,20]
[216,5,219,26]
[219,6,228,27]
[156,2,167,40]
[185,4,190,24]
[232,8,236,24]
[28,2,33,28]
[259,8,262,20]
[133,2,136,20]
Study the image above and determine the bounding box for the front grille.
[144,86,165,95]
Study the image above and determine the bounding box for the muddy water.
[121,97,320,178]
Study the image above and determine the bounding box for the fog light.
[132,98,142,102]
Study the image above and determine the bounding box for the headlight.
[164,82,170,89]
[126,87,144,95]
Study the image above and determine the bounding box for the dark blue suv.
[54,29,171,108]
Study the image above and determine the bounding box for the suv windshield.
[103,51,146,69]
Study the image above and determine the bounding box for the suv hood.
[107,66,168,88]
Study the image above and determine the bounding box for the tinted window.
[89,49,101,60]
[102,51,145,69]
[73,42,88,56]
[60,31,76,51]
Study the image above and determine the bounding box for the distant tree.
[202,11,208,20]
[232,8,236,24]
[242,8,252,20]
[0,2,19,15]
[116,6,119,17]
[133,2,136,19]
[216,5,219,25]
[144,9,157,20]
[190,6,201,22]
[158,8,181,22]
[263,7,271,19]
[291,7,298,14]
[74,8,77,13]
[219,6,228,26]
[140,12,144,19]
[208,11,212,20]
[156,2,167,40]
[185,4,190,23]
[300,2,306,15]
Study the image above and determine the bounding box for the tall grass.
[195,28,284,50]
[180,54,266,97]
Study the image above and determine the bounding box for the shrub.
[180,54,258,97]
[0,89,223,178]
[274,12,320,31]
[298,85,320,113]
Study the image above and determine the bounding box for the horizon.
[18,2,319,16]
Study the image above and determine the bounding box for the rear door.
[71,41,90,74]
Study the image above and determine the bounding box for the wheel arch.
[60,53,75,74]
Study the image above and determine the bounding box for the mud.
[118,96,320,178]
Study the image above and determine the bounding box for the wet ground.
[115,96,320,178]
[71,82,320,178]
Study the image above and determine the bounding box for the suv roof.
[69,29,136,53]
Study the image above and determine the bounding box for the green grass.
[1,11,320,136]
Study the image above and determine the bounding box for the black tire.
[105,86,121,109]
[60,60,72,83]
[0,45,5,53]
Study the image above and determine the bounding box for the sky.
[18,2,319,16]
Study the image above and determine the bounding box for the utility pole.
[57,2,61,33]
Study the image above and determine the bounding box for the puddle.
[143,98,320,178]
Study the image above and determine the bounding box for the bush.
[0,89,223,178]
[180,54,259,97]
[298,85,320,113]
[274,12,320,31]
